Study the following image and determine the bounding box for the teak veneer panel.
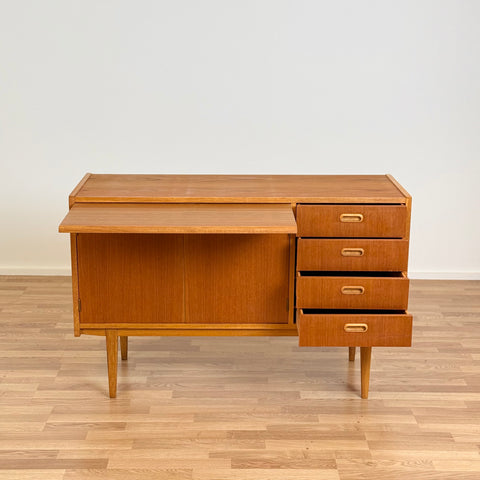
[69,234,80,336]
[80,327,299,337]
[70,174,408,204]
[59,203,297,234]
[76,233,291,326]
[297,310,413,347]
[77,234,184,324]
[68,172,91,208]
[297,239,409,271]
[296,204,407,238]
[296,273,410,310]
[184,234,291,324]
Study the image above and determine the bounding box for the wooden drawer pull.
[340,213,364,223]
[344,323,368,333]
[341,286,365,295]
[341,248,364,257]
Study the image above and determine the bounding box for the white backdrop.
[1,0,479,278]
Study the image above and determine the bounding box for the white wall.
[1,0,479,278]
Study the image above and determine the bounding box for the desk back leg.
[106,330,118,398]
[120,336,128,360]
[348,347,356,362]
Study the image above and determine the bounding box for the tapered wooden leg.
[120,336,128,360]
[360,347,372,399]
[349,347,356,362]
[106,330,118,398]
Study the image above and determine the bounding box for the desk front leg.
[106,330,118,398]
[360,346,372,399]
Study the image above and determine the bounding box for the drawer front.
[296,275,409,310]
[297,204,407,238]
[297,310,413,347]
[297,239,409,271]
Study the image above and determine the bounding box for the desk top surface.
[69,174,409,206]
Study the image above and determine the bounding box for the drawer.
[297,309,413,347]
[296,239,409,271]
[296,272,409,310]
[296,204,407,238]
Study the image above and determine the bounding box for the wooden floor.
[0,277,479,479]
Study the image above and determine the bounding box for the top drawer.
[296,204,407,238]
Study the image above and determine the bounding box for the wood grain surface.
[59,203,297,234]
[296,204,407,238]
[297,310,413,347]
[77,234,185,324]
[75,233,292,327]
[1,276,479,479]
[69,174,408,204]
[184,234,291,324]
[68,173,91,208]
[297,239,410,271]
[296,273,410,310]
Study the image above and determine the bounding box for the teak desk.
[59,174,412,399]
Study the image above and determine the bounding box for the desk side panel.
[70,234,80,336]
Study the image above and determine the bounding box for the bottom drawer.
[297,309,412,347]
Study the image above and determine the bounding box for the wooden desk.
[59,174,412,398]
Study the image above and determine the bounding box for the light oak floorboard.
[0,276,479,479]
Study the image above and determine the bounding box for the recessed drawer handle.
[340,213,364,223]
[341,286,365,295]
[341,248,364,257]
[344,323,369,333]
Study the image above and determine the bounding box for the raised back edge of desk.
[69,173,92,208]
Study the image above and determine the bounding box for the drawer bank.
[59,174,412,399]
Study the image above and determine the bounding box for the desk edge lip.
[69,195,408,205]
[59,225,297,234]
